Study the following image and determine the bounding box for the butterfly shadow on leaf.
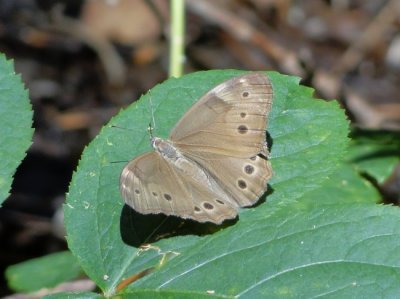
[120,179,274,248]
[120,205,238,247]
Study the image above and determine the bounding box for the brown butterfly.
[120,73,273,224]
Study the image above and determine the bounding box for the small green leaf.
[65,70,351,296]
[348,130,400,184]
[0,53,33,205]
[43,292,103,299]
[119,289,228,298]
[5,251,82,293]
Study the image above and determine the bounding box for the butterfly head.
[151,136,162,149]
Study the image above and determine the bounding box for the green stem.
[169,0,185,78]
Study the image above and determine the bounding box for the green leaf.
[302,163,381,206]
[117,290,229,298]
[65,70,352,297]
[0,53,33,205]
[267,72,349,202]
[44,292,102,299]
[45,290,222,299]
[348,130,400,184]
[130,203,400,298]
[5,251,82,293]
[107,131,390,298]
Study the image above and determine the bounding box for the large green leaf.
[64,70,368,297]
[125,159,398,298]
[128,203,400,298]
[0,53,33,205]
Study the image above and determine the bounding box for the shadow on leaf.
[120,205,237,246]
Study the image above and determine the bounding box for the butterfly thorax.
[151,137,212,187]
[151,137,179,160]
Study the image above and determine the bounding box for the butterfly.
[120,73,273,224]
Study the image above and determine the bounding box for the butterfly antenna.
[149,90,156,130]
[148,122,154,140]
[148,90,156,141]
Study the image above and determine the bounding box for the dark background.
[1,0,399,296]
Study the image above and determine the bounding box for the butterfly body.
[120,73,273,224]
[151,137,214,189]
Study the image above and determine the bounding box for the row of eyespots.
[133,167,258,201]
[239,89,249,131]
[134,188,173,202]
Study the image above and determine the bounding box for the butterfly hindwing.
[120,152,193,216]
[188,153,272,207]
[120,152,239,223]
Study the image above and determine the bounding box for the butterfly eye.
[238,179,247,189]
[244,165,254,174]
[203,202,214,210]
[240,112,247,118]
[242,91,250,98]
[237,125,248,134]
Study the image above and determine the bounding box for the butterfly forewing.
[170,73,273,159]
